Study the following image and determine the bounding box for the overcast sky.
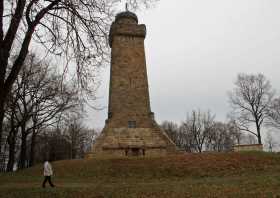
[86,0,280,132]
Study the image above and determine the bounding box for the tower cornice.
[109,23,146,47]
[116,11,138,23]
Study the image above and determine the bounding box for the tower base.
[86,123,176,158]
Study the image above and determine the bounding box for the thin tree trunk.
[256,124,262,145]
[0,99,5,154]
[29,131,36,167]
[19,125,27,169]
[0,0,28,153]
[6,132,16,172]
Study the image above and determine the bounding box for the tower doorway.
[125,148,145,156]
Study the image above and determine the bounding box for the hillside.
[0,152,280,198]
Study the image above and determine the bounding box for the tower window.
[128,121,136,128]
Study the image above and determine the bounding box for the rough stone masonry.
[87,11,176,158]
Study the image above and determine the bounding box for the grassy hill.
[1,152,280,198]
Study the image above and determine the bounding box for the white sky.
[86,0,280,139]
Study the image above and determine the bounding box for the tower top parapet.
[115,11,138,24]
[109,11,146,47]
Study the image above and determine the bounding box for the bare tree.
[178,123,196,152]
[0,130,8,171]
[227,119,243,145]
[161,121,195,152]
[244,134,257,145]
[206,122,234,152]
[35,128,72,162]
[81,128,98,154]
[228,73,274,144]
[125,0,159,9]
[162,115,238,153]
[0,0,157,154]
[30,124,97,164]
[5,86,22,171]
[65,115,87,159]
[267,97,280,130]
[265,132,277,152]
[161,121,179,145]
[4,54,80,170]
[182,110,215,153]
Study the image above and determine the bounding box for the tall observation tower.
[87,10,176,157]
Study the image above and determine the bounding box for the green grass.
[1,152,280,197]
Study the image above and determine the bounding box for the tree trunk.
[6,132,16,172]
[19,126,27,169]
[197,143,202,153]
[236,136,240,145]
[29,131,37,167]
[0,99,5,154]
[256,124,262,145]
[0,46,7,154]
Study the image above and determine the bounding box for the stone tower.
[87,11,176,157]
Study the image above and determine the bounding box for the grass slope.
[1,152,280,198]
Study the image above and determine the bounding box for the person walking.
[42,159,55,188]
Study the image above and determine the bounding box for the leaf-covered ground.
[1,152,280,198]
